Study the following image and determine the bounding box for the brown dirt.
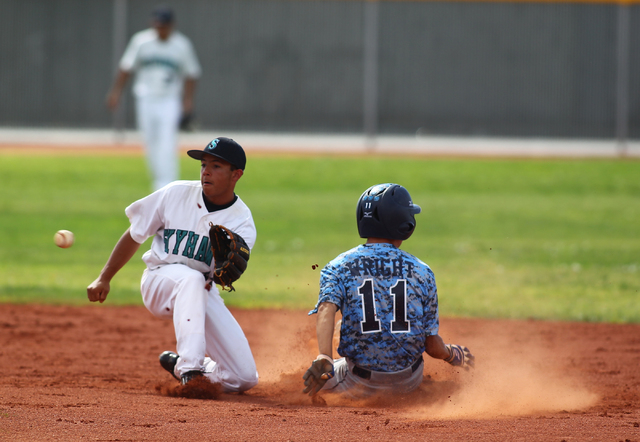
[0,305,639,441]
[1,141,639,440]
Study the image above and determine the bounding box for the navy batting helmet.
[356,183,421,240]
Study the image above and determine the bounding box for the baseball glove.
[302,356,335,396]
[444,344,475,369]
[206,223,250,292]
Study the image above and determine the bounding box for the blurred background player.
[303,183,474,398]
[106,5,201,191]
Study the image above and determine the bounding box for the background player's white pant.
[135,95,181,191]
[141,265,259,392]
[323,357,423,398]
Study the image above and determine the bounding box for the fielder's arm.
[106,69,131,111]
[87,228,141,303]
[182,77,197,114]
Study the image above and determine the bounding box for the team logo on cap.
[207,139,220,151]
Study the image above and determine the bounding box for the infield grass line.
[1,152,638,323]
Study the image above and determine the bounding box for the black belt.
[352,356,424,380]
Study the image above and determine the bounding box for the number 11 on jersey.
[358,279,411,334]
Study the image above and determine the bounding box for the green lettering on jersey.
[182,232,200,259]
[173,230,189,255]
[163,229,176,253]
[194,236,213,266]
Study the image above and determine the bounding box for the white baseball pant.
[135,95,181,191]
[141,264,259,392]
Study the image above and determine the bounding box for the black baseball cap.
[187,138,246,170]
[152,6,174,25]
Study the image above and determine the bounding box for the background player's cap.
[188,138,246,170]
[152,6,175,25]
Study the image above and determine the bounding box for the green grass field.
[1,151,638,323]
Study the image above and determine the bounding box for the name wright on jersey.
[344,256,416,279]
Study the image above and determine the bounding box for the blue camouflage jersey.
[309,243,439,372]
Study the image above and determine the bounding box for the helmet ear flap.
[398,221,415,237]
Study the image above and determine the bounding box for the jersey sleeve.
[181,37,201,78]
[119,32,144,72]
[125,190,166,244]
[308,263,344,315]
[422,268,440,336]
[213,197,257,250]
[229,216,256,251]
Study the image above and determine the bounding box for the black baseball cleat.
[159,351,180,381]
[181,370,204,385]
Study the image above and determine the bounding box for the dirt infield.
[1,142,639,440]
[0,305,638,441]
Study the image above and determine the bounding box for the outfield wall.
[1,0,640,139]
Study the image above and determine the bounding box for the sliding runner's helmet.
[356,183,421,240]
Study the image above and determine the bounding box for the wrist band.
[316,354,333,363]
[444,344,454,362]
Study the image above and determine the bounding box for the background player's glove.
[444,344,475,369]
[302,357,334,396]
[207,224,250,292]
[179,112,196,132]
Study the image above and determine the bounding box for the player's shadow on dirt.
[257,372,463,409]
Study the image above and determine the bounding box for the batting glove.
[302,355,334,396]
[444,344,475,369]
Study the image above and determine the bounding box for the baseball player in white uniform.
[107,6,201,191]
[87,137,259,392]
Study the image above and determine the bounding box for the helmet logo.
[363,211,373,218]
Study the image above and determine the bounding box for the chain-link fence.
[1,0,639,139]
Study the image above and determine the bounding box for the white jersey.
[119,28,201,98]
[125,181,256,274]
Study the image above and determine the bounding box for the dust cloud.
[251,315,598,419]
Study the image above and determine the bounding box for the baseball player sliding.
[303,183,474,398]
[107,6,201,191]
[87,138,258,392]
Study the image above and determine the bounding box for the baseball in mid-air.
[54,230,75,248]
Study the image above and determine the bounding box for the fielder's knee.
[233,371,259,392]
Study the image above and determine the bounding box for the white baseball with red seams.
[54,230,74,248]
